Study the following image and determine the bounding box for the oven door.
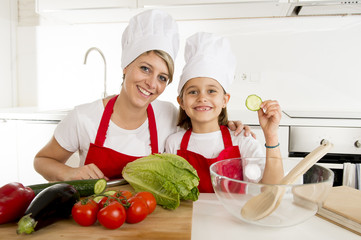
[288,126,361,188]
[317,163,344,187]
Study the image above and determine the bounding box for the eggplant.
[16,183,80,234]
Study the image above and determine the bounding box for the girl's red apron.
[177,125,243,193]
[84,95,158,179]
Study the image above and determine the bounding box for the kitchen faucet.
[83,47,107,98]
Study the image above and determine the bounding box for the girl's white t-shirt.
[54,99,178,166]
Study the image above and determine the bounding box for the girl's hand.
[66,164,109,181]
[228,121,256,138]
[258,100,282,139]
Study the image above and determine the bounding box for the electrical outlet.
[241,73,248,81]
[249,72,261,83]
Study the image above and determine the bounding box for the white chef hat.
[121,9,180,69]
[178,32,236,95]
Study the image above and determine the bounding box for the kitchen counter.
[1,192,359,239]
[0,107,69,121]
[228,109,361,128]
[192,193,360,240]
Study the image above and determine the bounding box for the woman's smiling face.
[122,51,170,109]
[179,77,230,129]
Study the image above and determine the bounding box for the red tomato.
[126,196,148,224]
[98,196,120,209]
[97,201,126,229]
[72,198,99,226]
[135,192,157,214]
[113,190,132,200]
[112,190,132,204]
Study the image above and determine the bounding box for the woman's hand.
[258,100,282,140]
[66,164,109,181]
[227,121,256,138]
[34,136,109,181]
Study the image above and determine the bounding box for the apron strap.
[220,125,233,148]
[147,104,159,154]
[94,96,118,146]
[94,95,159,154]
[180,129,192,150]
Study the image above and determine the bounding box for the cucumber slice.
[245,94,262,111]
[94,178,107,194]
[103,190,117,196]
[93,196,105,203]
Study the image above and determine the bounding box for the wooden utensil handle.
[281,142,333,184]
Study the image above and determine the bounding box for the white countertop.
[228,109,361,128]
[0,107,69,121]
[1,107,361,128]
[192,193,360,240]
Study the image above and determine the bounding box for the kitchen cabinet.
[33,0,361,24]
[0,119,80,186]
[16,120,58,185]
[0,120,18,185]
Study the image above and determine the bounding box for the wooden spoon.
[241,142,333,221]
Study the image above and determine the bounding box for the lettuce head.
[122,153,200,209]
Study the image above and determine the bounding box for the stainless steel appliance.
[288,126,361,187]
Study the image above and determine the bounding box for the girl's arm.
[258,100,284,184]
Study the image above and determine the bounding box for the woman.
[34,10,250,182]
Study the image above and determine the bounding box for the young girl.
[165,32,284,193]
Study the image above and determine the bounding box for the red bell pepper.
[0,182,35,224]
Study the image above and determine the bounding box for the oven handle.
[317,162,344,170]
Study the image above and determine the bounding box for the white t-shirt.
[54,99,178,166]
[165,128,265,182]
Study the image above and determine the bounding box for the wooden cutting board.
[317,186,361,236]
[0,185,193,240]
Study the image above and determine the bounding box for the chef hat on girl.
[178,32,236,95]
[121,9,180,69]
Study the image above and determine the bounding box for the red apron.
[177,125,242,193]
[84,95,159,179]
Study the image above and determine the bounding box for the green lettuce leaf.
[122,153,200,209]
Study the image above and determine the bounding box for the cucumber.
[245,94,262,111]
[27,179,107,197]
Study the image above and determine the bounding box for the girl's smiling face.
[178,77,230,132]
[122,51,170,109]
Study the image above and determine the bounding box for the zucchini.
[245,94,262,111]
[27,178,107,197]
[16,183,80,234]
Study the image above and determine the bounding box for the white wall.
[0,0,16,108]
[16,14,361,112]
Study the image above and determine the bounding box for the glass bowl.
[210,157,334,227]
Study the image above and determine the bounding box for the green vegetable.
[27,179,107,197]
[245,94,262,111]
[122,153,199,210]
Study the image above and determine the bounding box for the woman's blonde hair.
[177,87,229,130]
